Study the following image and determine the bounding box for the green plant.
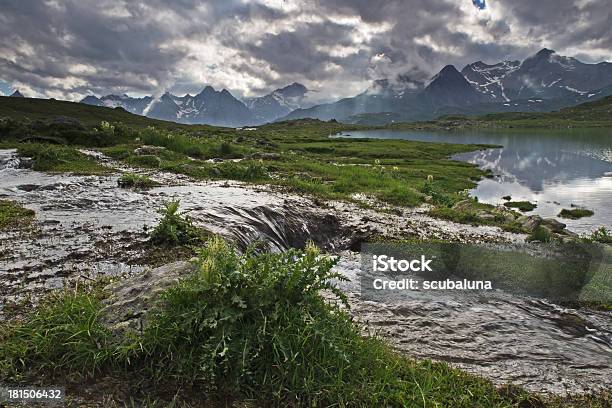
[421,181,457,207]
[588,227,612,244]
[149,200,205,246]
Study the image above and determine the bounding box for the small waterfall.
[0,149,20,170]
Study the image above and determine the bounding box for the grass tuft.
[17,143,108,174]
[0,200,35,230]
[117,172,159,189]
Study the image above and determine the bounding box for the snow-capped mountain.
[461,60,521,102]
[462,49,612,102]
[283,49,612,124]
[80,83,309,126]
[244,82,308,124]
[80,94,153,115]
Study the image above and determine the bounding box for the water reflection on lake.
[338,129,612,233]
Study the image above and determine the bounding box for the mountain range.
[283,49,612,124]
[72,48,612,126]
[80,82,309,127]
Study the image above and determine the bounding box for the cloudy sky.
[1,0,610,102]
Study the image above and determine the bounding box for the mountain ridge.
[281,49,612,124]
[80,83,310,127]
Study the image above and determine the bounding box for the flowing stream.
[0,148,610,395]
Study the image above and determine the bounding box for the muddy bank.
[1,148,610,396]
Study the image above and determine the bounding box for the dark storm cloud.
[0,0,610,100]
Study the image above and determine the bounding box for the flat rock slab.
[100,261,195,336]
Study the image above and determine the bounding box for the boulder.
[134,145,167,156]
[100,261,196,336]
[517,215,543,232]
[541,218,566,233]
[452,199,474,212]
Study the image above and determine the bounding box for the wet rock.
[100,261,196,336]
[502,195,512,201]
[541,218,566,233]
[17,184,40,192]
[133,145,166,156]
[17,157,33,169]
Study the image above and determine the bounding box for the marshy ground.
[0,108,610,406]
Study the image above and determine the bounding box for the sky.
[0,0,611,103]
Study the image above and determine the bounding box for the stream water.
[0,148,610,395]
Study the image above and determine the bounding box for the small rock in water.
[17,184,40,192]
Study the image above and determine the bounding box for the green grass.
[0,237,534,407]
[0,284,113,379]
[504,201,537,212]
[559,208,594,219]
[17,143,109,174]
[117,172,159,189]
[0,200,35,230]
[1,98,493,210]
[588,227,612,244]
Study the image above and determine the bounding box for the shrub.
[149,200,205,246]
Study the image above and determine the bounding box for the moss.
[559,208,594,219]
[504,201,537,212]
